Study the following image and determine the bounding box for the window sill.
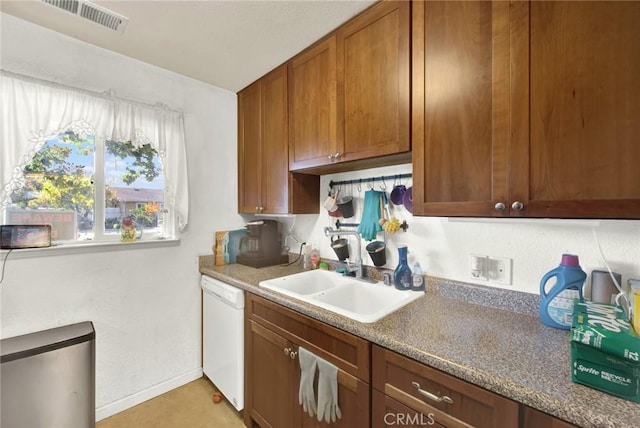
[0,238,180,259]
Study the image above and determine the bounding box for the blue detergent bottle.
[539,254,587,330]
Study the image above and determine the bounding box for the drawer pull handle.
[411,381,454,404]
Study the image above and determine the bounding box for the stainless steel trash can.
[1,321,96,428]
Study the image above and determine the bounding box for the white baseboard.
[96,367,204,421]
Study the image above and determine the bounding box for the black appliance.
[236,220,287,268]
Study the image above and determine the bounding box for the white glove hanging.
[298,347,318,417]
[316,357,342,423]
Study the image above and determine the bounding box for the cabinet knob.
[327,154,335,161]
[511,201,524,211]
[289,350,297,360]
[494,202,506,211]
[412,381,454,404]
[284,347,291,356]
[334,152,342,160]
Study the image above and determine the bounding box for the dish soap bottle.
[411,262,425,292]
[394,245,412,290]
[539,254,587,330]
[309,244,320,270]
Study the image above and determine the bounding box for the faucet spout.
[324,227,363,280]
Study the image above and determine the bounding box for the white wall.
[289,164,640,296]
[0,13,245,418]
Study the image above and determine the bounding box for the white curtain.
[0,71,189,231]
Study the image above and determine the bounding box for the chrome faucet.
[324,227,364,280]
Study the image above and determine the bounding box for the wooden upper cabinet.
[238,65,319,214]
[337,0,410,162]
[288,35,339,171]
[289,0,410,173]
[260,66,289,214]
[412,0,511,217]
[511,1,640,218]
[413,0,640,219]
[238,80,263,214]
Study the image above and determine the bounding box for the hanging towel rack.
[329,173,412,189]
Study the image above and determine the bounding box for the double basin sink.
[259,269,423,323]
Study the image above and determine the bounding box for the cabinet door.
[520,405,576,428]
[511,1,640,218]
[289,35,340,171]
[300,369,370,428]
[412,0,511,217]
[245,320,297,428]
[238,81,263,213]
[337,0,410,162]
[261,65,289,214]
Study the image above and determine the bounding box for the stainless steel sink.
[259,270,423,323]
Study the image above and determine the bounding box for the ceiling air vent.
[41,0,79,14]
[40,0,128,33]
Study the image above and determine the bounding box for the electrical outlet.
[488,257,512,285]
[469,254,488,280]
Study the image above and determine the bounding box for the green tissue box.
[570,299,640,402]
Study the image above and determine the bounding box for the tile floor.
[97,377,245,428]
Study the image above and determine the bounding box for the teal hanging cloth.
[358,189,383,241]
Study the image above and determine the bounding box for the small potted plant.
[120,216,138,242]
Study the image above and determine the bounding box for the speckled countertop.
[199,257,640,428]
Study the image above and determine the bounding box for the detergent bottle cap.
[560,254,580,267]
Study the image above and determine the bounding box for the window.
[6,132,167,242]
[1,71,189,247]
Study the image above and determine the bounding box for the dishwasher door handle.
[204,288,226,302]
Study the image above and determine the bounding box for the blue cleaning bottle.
[394,245,412,290]
[539,254,587,330]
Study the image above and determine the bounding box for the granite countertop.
[199,257,640,428]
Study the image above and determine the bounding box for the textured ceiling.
[0,0,376,92]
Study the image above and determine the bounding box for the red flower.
[122,217,134,227]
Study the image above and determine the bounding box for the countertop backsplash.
[265,163,640,297]
[199,253,539,317]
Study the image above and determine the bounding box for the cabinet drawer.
[373,390,445,428]
[247,293,370,382]
[372,345,518,428]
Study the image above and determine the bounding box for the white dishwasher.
[201,275,244,411]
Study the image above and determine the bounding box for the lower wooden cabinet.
[373,389,446,428]
[244,294,578,428]
[520,405,577,428]
[247,320,298,427]
[244,293,370,428]
[372,345,518,428]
